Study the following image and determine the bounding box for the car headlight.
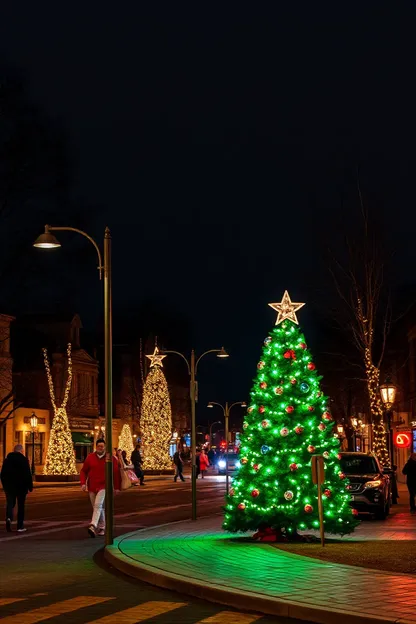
[217,460,226,469]
[364,479,382,489]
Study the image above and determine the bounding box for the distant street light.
[30,412,38,476]
[161,347,229,520]
[207,401,247,494]
[34,224,114,545]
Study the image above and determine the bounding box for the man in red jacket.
[80,439,121,537]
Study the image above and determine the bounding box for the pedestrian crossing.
[0,595,262,623]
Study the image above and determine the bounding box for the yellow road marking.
[197,612,261,624]
[85,601,187,623]
[0,599,26,607]
[0,596,113,623]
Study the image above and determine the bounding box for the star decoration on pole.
[269,290,305,325]
[146,347,167,368]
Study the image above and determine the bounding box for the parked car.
[216,453,240,475]
[340,452,391,520]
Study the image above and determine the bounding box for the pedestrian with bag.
[131,443,145,486]
[80,439,121,537]
[117,449,132,490]
[1,444,33,533]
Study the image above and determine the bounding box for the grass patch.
[276,540,416,574]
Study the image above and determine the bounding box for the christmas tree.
[43,344,77,476]
[223,292,358,537]
[141,348,173,471]
[118,423,135,463]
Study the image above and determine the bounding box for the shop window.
[74,444,91,463]
[15,431,23,445]
[25,431,45,466]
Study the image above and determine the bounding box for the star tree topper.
[269,290,305,325]
[146,347,166,368]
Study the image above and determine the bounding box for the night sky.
[1,4,416,418]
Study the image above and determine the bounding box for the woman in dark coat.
[402,452,416,512]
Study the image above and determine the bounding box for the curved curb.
[104,538,399,624]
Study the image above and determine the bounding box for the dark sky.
[1,3,416,416]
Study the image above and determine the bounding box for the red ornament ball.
[339,472,346,480]
[352,508,359,516]
[318,423,326,431]
[323,451,330,459]
[316,391,322,397]
[298,342,307,350]
[238,502,246,510]
[289,463,298,472]
[229,488,235,496]
[322,411,333,422]
[253,464,260,472]
[258,405,266,414]
[286,405,295,414]
[304,504,313,514]
[259,381,267,389]
[337,453,342,460]
[251,488,260,498]
[261,419,270,429]
[274,386,283,395]
[284,490,294,500]
[308,406,315,412]
[284,350,292,359]
[243,422,248,429]
[307,445,316,453]
[307,362,316,371]
[257,361,265,370]
[241,457,248,465]
[323,489,332,498]
[247,406,254,414]
[290,378,297,385]
[280,427,289,437]
[295,426,304,435]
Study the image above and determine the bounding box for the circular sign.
[393,432,411,448]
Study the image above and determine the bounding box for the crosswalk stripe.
[85,601,187,623]
[0,599,26,607]
[0,596,113,623]
[196,612,261,624]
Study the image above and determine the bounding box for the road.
[0,475,305,623]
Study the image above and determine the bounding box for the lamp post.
[161,347,229,520]
[379,379,397,467]
[209,421,222,446]
[33,224,114,545]
[207,401,247,494]
[30,412,38,476]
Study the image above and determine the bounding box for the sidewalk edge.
[104,544,397,624]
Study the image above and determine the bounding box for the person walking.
[199,449,210,479]
[117,449,132,490]
[402,452,416,512]
[1,444,33,533]
[80,439,121,537]
[131,443,145,486]
[173,449,185,482]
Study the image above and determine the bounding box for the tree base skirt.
[143,469,175,475]
[35,474,79,482]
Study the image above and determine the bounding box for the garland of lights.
[141,354,173,471]
[43,343,77,476]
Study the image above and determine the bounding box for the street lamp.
[380,379,397,466]
[208,421,222,446]
[34,224,114,546]
[30,412,38,476]
[207,400,246,494]
[161,347,229,520]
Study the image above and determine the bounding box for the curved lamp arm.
[195,349,221,372]
[229,401,246,412]
[48,225,103,279]
[161,349,191,375]
[207,401,226,416]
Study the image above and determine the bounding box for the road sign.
[394,431,411,448]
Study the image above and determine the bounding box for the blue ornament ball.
[300,382,310,393]
[261,445,270,455]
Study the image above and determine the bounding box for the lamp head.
[241,401,247,408]
[33,225,61,249]
[217,346,229,358]
[379,380,397,410]
[207,402,214,408]
[30,412,38,429]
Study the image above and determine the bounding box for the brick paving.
[110,513,416,624]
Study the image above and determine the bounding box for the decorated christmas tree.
[223,292,358,538]
[141,348,173,470]
[118,423,135,463]
[43,344,77,476]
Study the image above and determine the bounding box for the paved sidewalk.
[105,515,416,624]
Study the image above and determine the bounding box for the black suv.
[340,452,391,520]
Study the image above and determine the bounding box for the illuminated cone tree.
[141,348,173,470]
[43,344,77,476]
[223,292,358,537]
[118,423,135,463]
